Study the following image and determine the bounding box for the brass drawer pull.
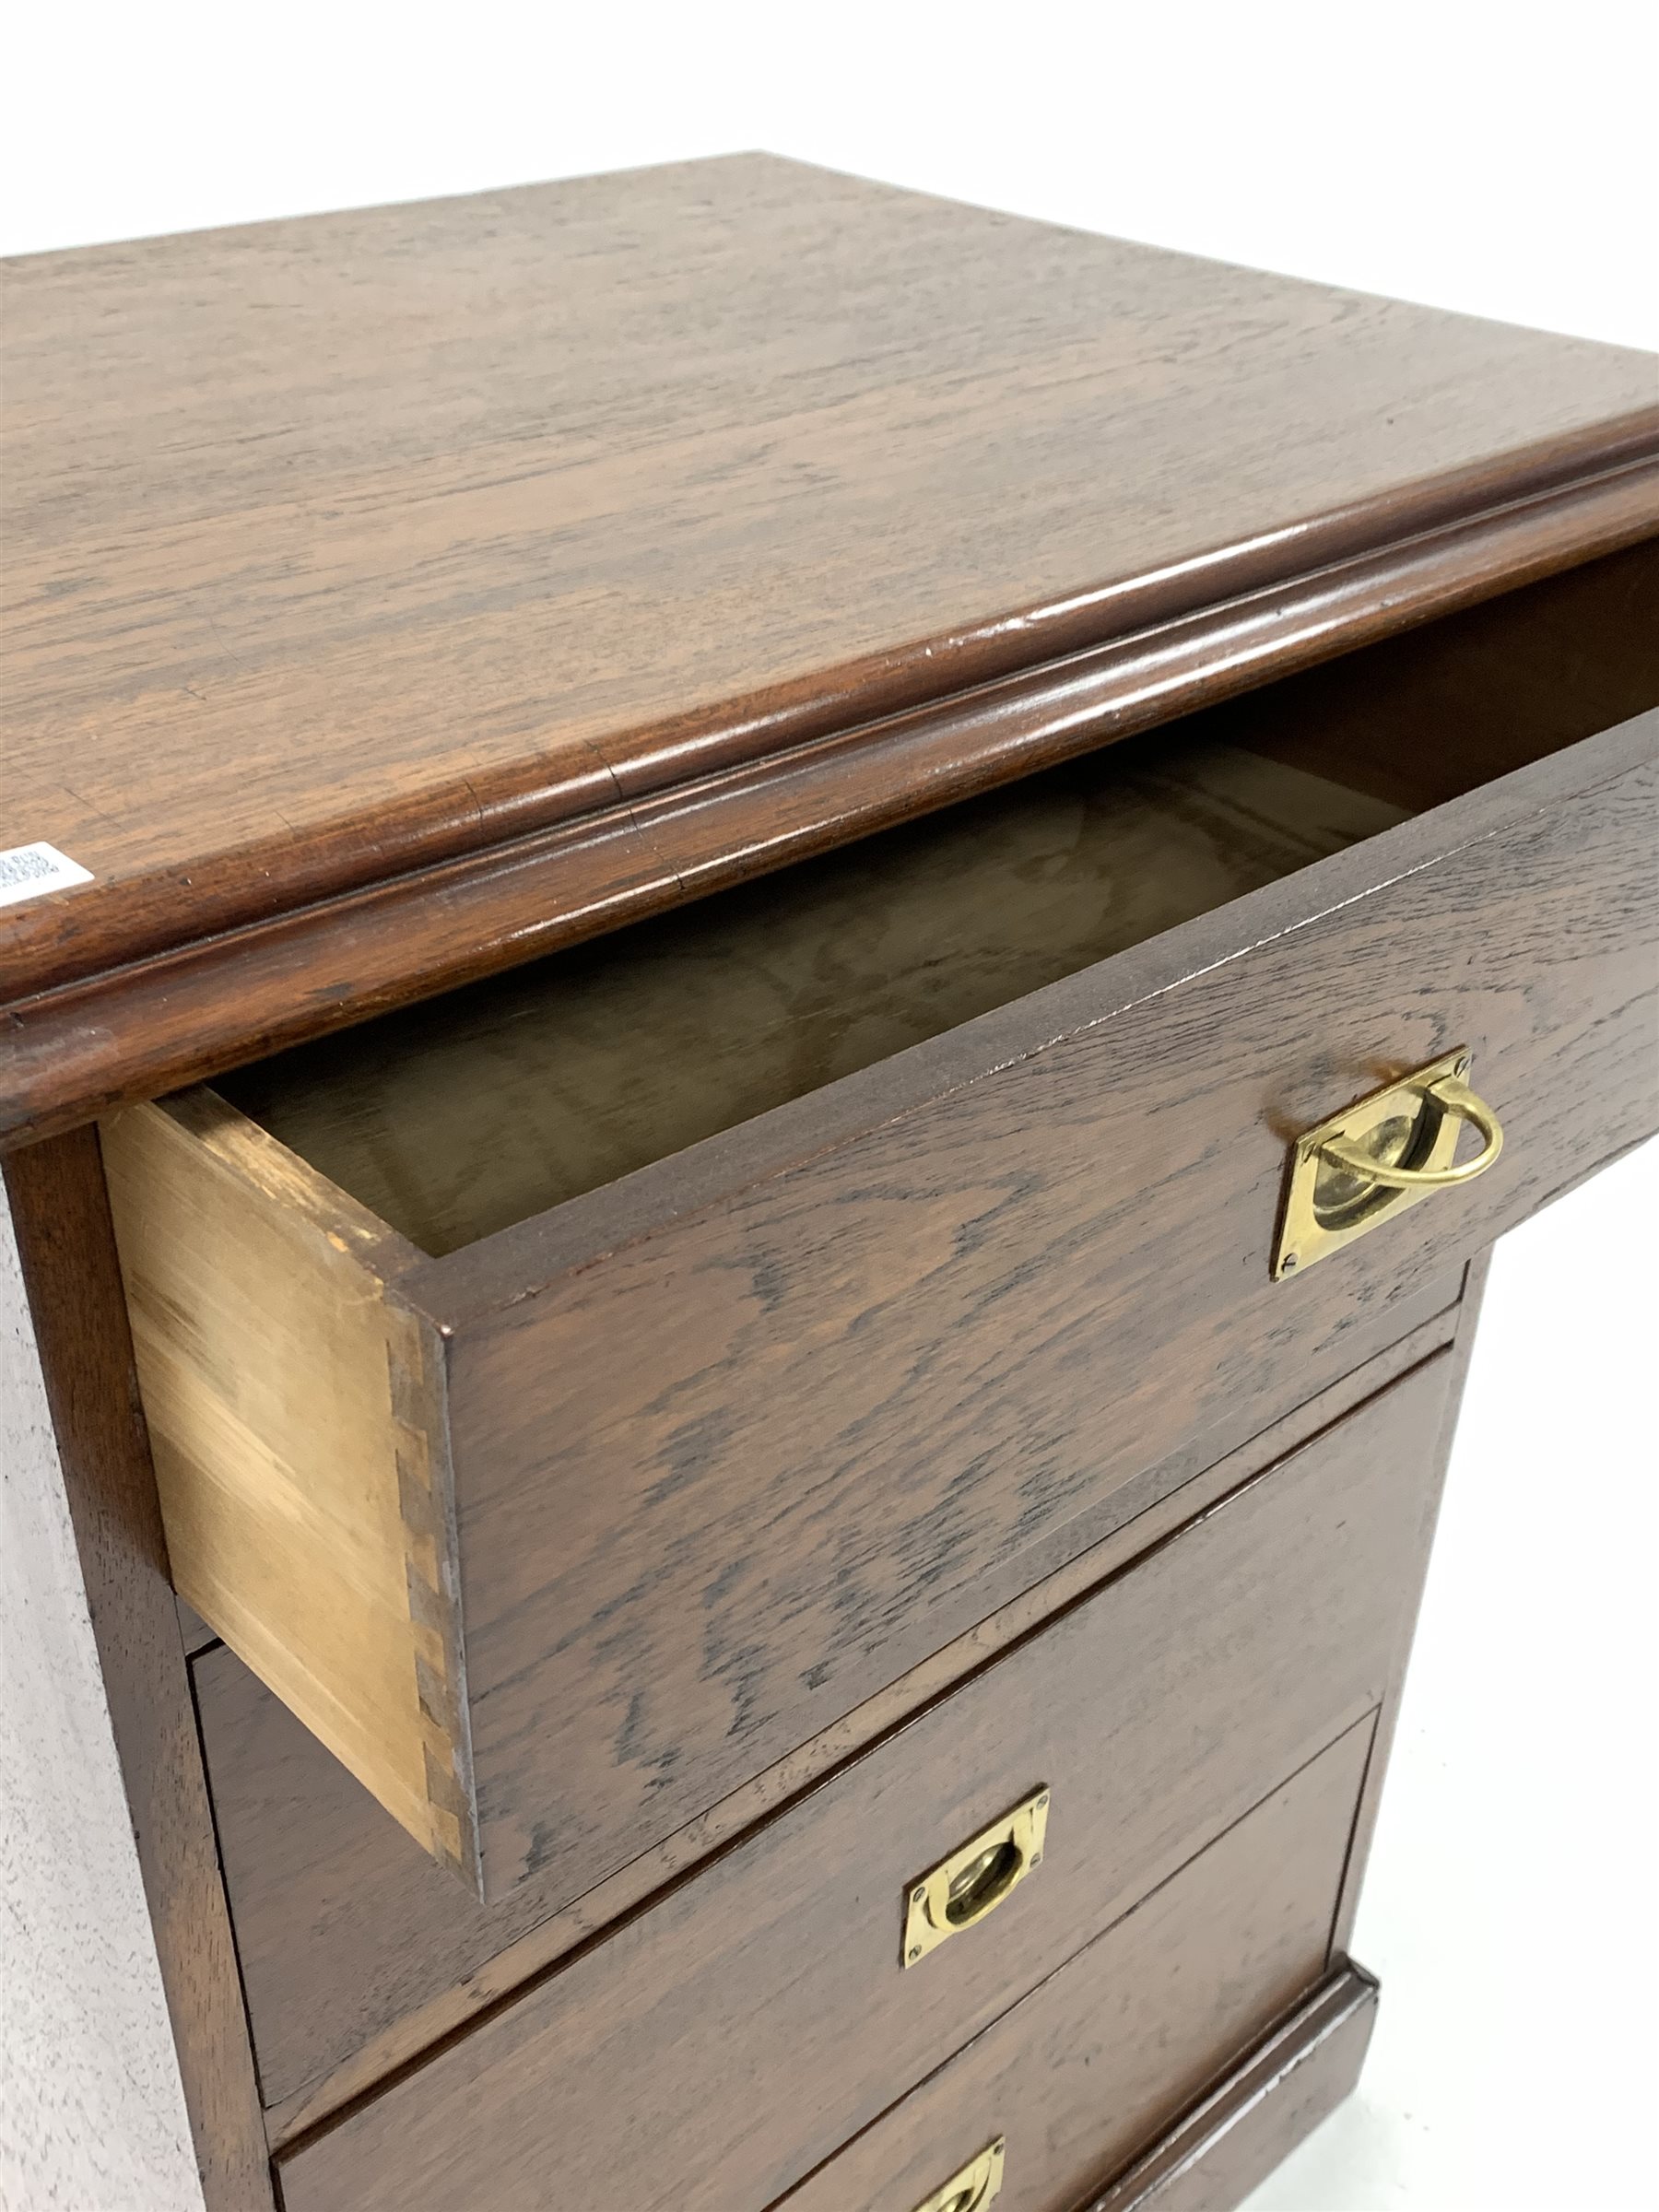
[912,2138,1006,2212]
[1317,1072,1502,1190]
[903,1790,1049,1966]
[1275,1049,1503,1277]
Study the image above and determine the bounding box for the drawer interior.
[223,733,1403,1253]
[218,540,1659,1256]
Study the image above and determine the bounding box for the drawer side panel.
[101,1092,475,1881]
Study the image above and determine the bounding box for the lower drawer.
[201,1300,1460,2127]
[776,1718,1373,2212]
[272,1356,1448,2212]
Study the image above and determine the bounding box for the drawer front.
[105,713,1656,1903]
[201,1316,1459,2122]
[270,1358,1444,2212]
[436,722,1655,1900]
[774,1721,1373,2212]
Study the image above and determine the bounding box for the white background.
[5,6,1656,2208]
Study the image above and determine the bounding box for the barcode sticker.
[0,842,95,910]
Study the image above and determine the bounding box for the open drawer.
[101,541,1659,1900]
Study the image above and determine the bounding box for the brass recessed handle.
[1274,1049,1505,1277]
[911,2138,1006,2212]
[1317,1073,1502,1189]
[903,1790,1049,1966]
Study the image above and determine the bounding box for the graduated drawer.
[270,1357,1440,2211]
[102,549,1658,1900]
[771,1721,1374,2212]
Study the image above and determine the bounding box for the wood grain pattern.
[6,154,1648,2212]
[110,710,1658,1903]
[3,478,1654,1159]
[2,1131,271,2211]
[427,715,1656,1900]
[218,539,1658,1257]
[1079,1971,1379,2212]
[4,156,1656,1143]
[771,1724,1373,2212]
[270,1361,1443,2212]
[99,1090,474,1885]
[202,1296,1464,2133]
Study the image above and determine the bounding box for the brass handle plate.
[1274,1048,1504,1278]
[911,2138,1006,2212]
[903,1789,1049,1967]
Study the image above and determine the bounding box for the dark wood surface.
[1,1130,271,2212]
[1081,1969,1379,2212]
[1236,535,1659,814]
[199,1296,1464,2136]
[4,478,1654,1156]
[94,559,1657,1902]
[268,1358,1446,2209]
[771,1724,1372,2212]
[178,1597,220,1658]
[215,538,1659,1258]
[6,153,1649,2212]
[5,156,1657,1143]
[394,713,1655,1902]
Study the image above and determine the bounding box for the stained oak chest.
[3,155,1655,2212]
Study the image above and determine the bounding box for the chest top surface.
[2,152,1656,1139]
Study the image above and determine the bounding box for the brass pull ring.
[1317,1074,1503,1190]
[935,2179,992,2212]
[933,2177,993,2212]
[1274,1050,1503,1277]
[912,2139,1006,2212]
[903,1790,1049,1966]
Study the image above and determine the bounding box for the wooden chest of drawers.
[3,153,1655,2212]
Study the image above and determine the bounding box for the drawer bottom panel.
[774,1714,1374,2212]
